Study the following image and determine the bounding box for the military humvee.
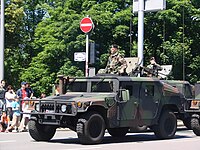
[161,80,194,129]
[161,80,200,135]
[183,83,200,136]
[27,74,189,144]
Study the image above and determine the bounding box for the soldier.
[146,57,162,77]
[104,44,127,75]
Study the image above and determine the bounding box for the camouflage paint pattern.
[105,52,127,74]
[26,75,192,130]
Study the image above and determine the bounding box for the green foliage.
[4,0,200,95]
[4,0,25,88]
[57,59,84,77]
[141,0,200,82]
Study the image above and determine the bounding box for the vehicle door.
[118,81,140,121]
[139,81,162,119]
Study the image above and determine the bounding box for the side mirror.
[119,89,130,101]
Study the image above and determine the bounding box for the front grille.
[40,103,58,113]
[40,103,72,114]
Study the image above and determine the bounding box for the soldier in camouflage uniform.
[146,57,162,77]
[104,44,127,75]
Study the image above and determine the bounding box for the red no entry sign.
[80,17,94,33]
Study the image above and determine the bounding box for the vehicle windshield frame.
[66,77,119,93]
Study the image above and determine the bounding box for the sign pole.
[80,17,93,77]
[85,33,89,77]
[134,0,166,66]
[138,0,144,67]
[0,0,5,81]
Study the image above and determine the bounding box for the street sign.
[74,52,86,61]
[80,17,93,33]
[133,0,166,13]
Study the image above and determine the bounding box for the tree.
[135,0,200,81]
[20,0,132,96]
[4,0,200,95]
[4,0,25,88]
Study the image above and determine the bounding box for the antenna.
[130,10,133,57]
[182,6,185,81]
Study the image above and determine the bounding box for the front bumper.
[21,99,78,117]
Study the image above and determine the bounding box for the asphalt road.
[0,127,200,150]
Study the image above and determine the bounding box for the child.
[6,98,20,132]
[0,111,10,132]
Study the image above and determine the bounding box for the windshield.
[67,81,87,92]
[91,81,113,92]
[66,79,117,93]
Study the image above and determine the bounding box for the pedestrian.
[0,80,6,113]
[19,97,32,132]
[54,84,60,96]
[6,97,21,132]
[26,82,34,99]
[0,111,10,132]
[40,93,46,99]
[16,82,29,104]
[146,57,162,77]
[5,85,16,121]
[99,44,127,75]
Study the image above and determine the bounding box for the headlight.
[35,103,40,112]
[77,101,82,108]
[190,100,200,109]
[61,104,67,112]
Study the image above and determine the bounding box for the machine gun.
[124,57,172,79]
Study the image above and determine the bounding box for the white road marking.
[0,140,16,143]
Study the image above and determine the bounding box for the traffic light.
[89,42,100,65]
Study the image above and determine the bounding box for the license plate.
[45,110,54,113]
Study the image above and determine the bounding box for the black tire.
[183,117,192,129]
[28,119,56,141]
[153,110,177,139]
[76,111,105,144]
[191,116,200,136]
[108,127,128,137]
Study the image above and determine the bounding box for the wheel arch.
[155,104,179,124]
[85,105,108,126]
[192,113,200,119]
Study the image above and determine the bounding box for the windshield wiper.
[91,78,106,92]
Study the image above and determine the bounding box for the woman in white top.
[19,97,33,132]
[5,85,16,121]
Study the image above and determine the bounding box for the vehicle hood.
[46,92,116,102]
